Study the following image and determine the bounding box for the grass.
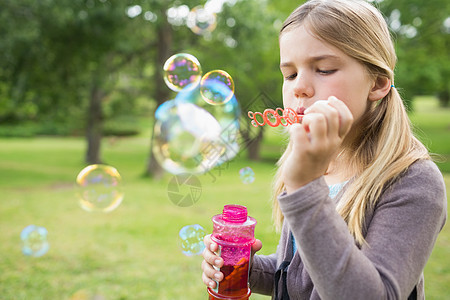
[0,137,279,300]
[409,97,450,299]
[409,96,450,172]
[0,97,449,299]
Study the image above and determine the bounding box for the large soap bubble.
[76,164,124,213]
[21,225,50,257]
[178,224,207,256]
[187,6,217,35]
[175,84,241,165]
[153,101,226,175]
[163,53,202,92]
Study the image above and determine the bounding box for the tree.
[376,0,450,108]
[0,0,158,163]
[143,0,286,175]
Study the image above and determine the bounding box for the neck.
[324,152,355,185]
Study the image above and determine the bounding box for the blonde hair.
[273,0,429,245]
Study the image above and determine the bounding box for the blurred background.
[0,0,449,299]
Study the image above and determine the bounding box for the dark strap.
[407,286,417,300]
[274,260,291,300]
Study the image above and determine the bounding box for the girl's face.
[279,25,375,125]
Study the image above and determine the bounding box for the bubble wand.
[247,107,303,127]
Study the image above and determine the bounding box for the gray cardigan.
[249,159,447,299]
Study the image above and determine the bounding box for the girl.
[201,0,447,299]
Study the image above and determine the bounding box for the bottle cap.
[222,205,247,223]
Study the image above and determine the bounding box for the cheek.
[340,93,369,122]
[282,82,289,107]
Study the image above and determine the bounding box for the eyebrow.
[280,55,341,68]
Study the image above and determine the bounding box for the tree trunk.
[85,82,104,164]
[145,7,173,179]
[240,123,264,161]
[438,89,449,107]
[247,127,264,161]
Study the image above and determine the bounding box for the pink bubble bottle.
[207,204,257,300]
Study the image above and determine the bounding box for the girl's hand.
[282,96,353,193]
[201,234,262,289]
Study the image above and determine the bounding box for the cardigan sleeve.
[249,212,290,296]
[278,159,447,300]
[249,252,278,295]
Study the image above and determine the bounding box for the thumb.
[251,239,262,256]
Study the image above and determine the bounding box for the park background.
[0,0,449,299]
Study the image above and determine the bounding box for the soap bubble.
[76,164,124,213]
[21,225,49,257]
[155,99,177,122]
[153,101,226,175]
[239,167,255,184]
[163,53,202,92]
[200,70,235,105]
[175,84,241,166]
[187,6,217,35]
[178,224,207,256]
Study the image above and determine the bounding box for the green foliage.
[103,117,142,137]
[1,0,448,164]
[0,0,154,125]
[377,0,450,106]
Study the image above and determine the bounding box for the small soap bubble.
[178,224,206,256]
[153,101,226,175]
[76,164,124,213]
[187,6,217,35]
[200,70,235,105]
[21,225,49,257]
[163,53,202,92]
[239,167,255,184]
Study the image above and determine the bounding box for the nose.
[293,75,314,99]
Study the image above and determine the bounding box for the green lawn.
[409,96,450,173]
[0,97,448,299]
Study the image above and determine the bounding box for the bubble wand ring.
[248,111,265,127]
[264,109,280,127]
[248,108,301,128]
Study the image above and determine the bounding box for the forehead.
[279,25,346,64]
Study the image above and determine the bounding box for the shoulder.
[393,159,445,194]
[403,159,443,181]
[379,159,446,223]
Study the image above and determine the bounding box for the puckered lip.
[295,107,305,123]
[296,106,306,115]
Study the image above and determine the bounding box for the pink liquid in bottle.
[207,205,257,300]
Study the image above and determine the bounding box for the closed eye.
[284,73,297,80]
[317,69,336,75]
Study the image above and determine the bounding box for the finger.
[302,113,327,144]
[202,247,223,268]
[288,123,310,149]
[202,260,224,282]
[204,234,220,254]
[202,271,218,289]
[304,100,339,137]
[204,234,212,248]
[327,96,354,137]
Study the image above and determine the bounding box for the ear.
[368,76,391,102]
